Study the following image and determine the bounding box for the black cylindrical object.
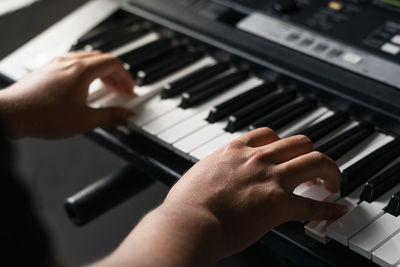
[65,165,154,226]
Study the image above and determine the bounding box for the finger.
[86,107,134,129]
[236,127,279,147]
[274,151,341,193]
[289,195,348,222]
[65,50,102,58]
[83,54,134,95]
[256,135,313,164]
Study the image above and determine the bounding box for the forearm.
[94,204,223,267]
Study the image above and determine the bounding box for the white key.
[373,232,400,267]
[173,120,227,153]
[306,156,400,244]
[305,134,394,243]
[190,131,244,160]
[88,78,109,102]
[92,57,216,110]
[110,32,160,57]
[276,107,331,138]
[143,78,263,135]
[24,42,71,70]
[349,213,400,259]
[293,183,311,196]
[129,96,181,127]
[157,110,210,144]
[299,184,339,202]
[126,57,216,126]
[327,183,400,246]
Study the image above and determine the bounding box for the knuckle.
[248,149,266,163]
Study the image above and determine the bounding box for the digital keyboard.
[1,0,400,266]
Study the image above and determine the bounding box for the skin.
[0,51,134,139]
[0,52,347,267]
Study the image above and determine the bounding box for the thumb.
[87,107,134,129]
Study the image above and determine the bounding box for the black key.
[180,70,249,109]
[71,16,140,51]
[207,82,276,123]
[225,91,297,133]
[360,163,400,203]
[297,111,349,143]
[89,27,149,52]
[161,62,231,99]
[315,122,374,161]
[249,98,317,131]
[136,51,204,86]
[129,45,187,74]
[385,191,400,216]
[341,138,400,197]
[119,39,173,65]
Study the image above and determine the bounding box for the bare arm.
[94,128,347,267]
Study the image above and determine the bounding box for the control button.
[299,38,314,47]
[381,42,400,55]
[342,52,362,65]
[286,32,301,41]
[313,43,329,52]
[329,1,343,11]
[391,34,400,46]
[327,48,343,58]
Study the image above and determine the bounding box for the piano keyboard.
[1,0,400,266]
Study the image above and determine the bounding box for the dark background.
[0,1,263,266]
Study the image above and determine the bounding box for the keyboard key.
[341,138,400,197]
[276,107,331,138]
[173,120,227,153]
[298,111,349,143]
[327,183,400,246]
[316,122,374,161]
[71,14,140,50]
[249,98,317,131]
[161,62,231,99]
[88,27,149,52]
[385,191,400,217]
[372,232,400,267]
[349,213,400,259]
[360,163,400,203]
[111,32,161,58]
[180,70,250,108]
[143,77,263,135]
[157,110,210,144]
[129,44,187,72]
[119,38,173,63]
[207,82,276,123]
[190,131,245,160]
[136,51,204,85]
[225,91,297,133]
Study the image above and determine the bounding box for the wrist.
[0,86,38,138]
[152,202,224,265]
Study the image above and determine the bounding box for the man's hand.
[98,128,347,267]
[0,51,134,138]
